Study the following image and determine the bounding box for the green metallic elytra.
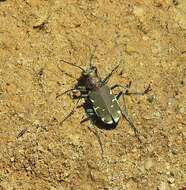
[89,85,121,124]
[58,46,151,129]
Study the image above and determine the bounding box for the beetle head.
[82,66,98,77]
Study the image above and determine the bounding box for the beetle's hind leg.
[80,117,90,124]
[117,92,142,143]
[87,124,104,159]
[81,107,104,159]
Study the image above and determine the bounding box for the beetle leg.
[119,93,142,143]
[111,81,131,91]
[57,87,88,99]
[116,91,123,100]
[80,105,104,159]
[102,64,120,84]
[87,125,104,159]
[60,98,81,125]
[121,110,142,143]
[124,84,152,96]
[80,113,104,159]
[76,86,89,99]
[80,117,91,124]
[56,89,75,99]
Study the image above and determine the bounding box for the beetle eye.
[91,66,97,71]
[82,70,89,76]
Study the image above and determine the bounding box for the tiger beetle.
[57,48,152,143]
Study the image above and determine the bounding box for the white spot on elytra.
[117,110,121,114]
[107,120,113,124]
[90,99,94,103]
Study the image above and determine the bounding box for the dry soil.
[0,0,186,190]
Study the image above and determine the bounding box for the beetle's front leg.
[114,83,151,98]
[125,84,152,96]
[73,86,88,99]
[111,81,132,91]
[102,64,120,84]
[116,91,123,100]
[56,88,75,99]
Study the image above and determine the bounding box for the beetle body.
[59,57,151,129]
[70,65,122,126]
[89,85,121,125]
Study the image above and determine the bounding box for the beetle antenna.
[89,45,97,68]
[57,65,77,80]
[60,59,85,71]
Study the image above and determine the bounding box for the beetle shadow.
[82,102,118,130]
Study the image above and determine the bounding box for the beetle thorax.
[85,76,100,90]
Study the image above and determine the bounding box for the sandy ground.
[0,0,186,189]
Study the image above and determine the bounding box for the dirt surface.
[0,0,186,189]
